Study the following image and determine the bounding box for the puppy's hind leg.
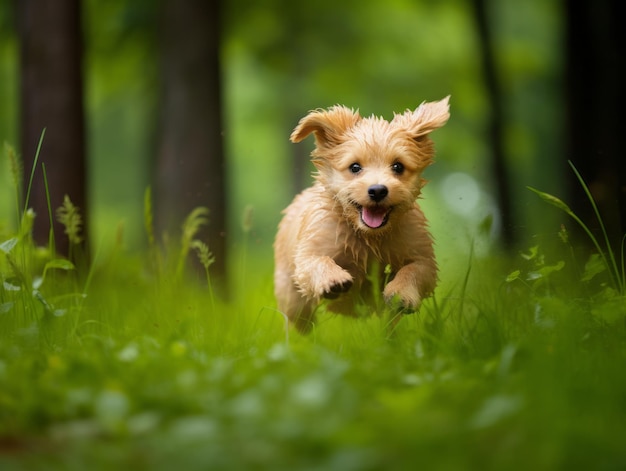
[277,285,318,334]
[291,303,317,334]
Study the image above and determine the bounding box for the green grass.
[1,159,626,469]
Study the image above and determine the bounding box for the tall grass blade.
[621,234,626,292]
[526,187,573,214]
[528,166,624,293]
[142,186,165,279]
[528,186,616,290]
[23,128,46,215]
[42,162,56,255]
[458,240,474,319]
[567,160,623,293]
[144,186,155,247]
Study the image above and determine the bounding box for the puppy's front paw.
[385,293,418,315]
[383,280,420,313]
[323,279,353,299]
[315,267,353,300]
[294,256,353,301]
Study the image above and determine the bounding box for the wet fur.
[274,96,450,332]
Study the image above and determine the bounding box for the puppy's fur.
[274,97,450,332]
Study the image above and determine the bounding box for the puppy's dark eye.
[349,163,362,174]
[391,162,405,175]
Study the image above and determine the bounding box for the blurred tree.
[223,0,357,195]
[154,0,227,284]
[564,0,625,247]
[470,0,514,248]
[16,0,87,258]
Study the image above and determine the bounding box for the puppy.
[274,96,450,332]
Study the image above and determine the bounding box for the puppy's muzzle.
[360,184,392,229]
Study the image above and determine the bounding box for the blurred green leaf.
[581,253,607,282]
[470,394,523,429]
[37,258,76,288]
[0,302,14,313]
[505,270,521,283]
[44,259,75,272]
[0,238,18,254]
[527,187,573,215]
[521,245,539,261]
[527,260,565,281]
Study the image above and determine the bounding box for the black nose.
[368,184,388,202]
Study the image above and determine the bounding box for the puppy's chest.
[334,236,402,279]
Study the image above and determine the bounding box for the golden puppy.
[274,96,450,332]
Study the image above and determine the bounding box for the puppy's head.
[291,96,450,233]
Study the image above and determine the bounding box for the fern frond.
[190,238,216,310]
[4,143,23,221]
[4,142,22,194]
[176,207,210,278]
[182,207,210,246]
[56,195,83,245]
[18,208,36,241]
[191,239,215,270]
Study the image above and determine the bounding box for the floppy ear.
[290,105,361,148]
[392,95,450,139]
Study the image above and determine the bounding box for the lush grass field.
[1,164,625,469]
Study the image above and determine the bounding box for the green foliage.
[56,195,84,246]
[22,129,46,216]
[528,161,625,294]
[191,240,215,272]
[143,186,155,247]
[191,239,216,311]
[1,172,626,470]
[177,206,210,279]
[4,142,21,213]
[0,228,78,329]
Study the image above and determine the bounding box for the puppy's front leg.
[383,260,436,311]
[294,254,353,301]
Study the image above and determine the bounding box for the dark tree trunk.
[564,0,626,248]
[470,0,515,248]
[155,0,227,285]
[17,0,87,258]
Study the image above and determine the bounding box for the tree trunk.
[155,0,227,285]
[17,0,87,258]
[564,0,625,248]
[470,0,515,249]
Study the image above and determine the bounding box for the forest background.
[1,1,626,469]
[0,0,624,290]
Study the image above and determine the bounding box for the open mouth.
[357,205,392,229]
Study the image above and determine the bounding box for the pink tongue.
[362,207,388,228]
